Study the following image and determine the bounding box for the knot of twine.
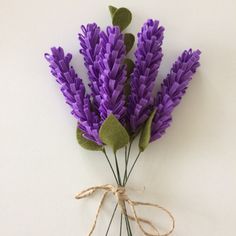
[75,184,175,236]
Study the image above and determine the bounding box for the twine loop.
[75,184,175,236]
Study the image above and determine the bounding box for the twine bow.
[75,184,175,236]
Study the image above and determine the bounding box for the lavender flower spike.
[45,47,102,145]
[98,26,127,123]
[150,49,201,142]
[78,23,101,112]
[128,19,164,133]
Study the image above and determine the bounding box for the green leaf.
[76,128,103,151]
[124,79,131,98]
[124,33,135,54]
[124,58,135,78]
[112,7,132,31]
[139,109,156,152]
[124,79,131,101]
[108,5,117,17]
[124,58,134,101]
[99,114,129,152]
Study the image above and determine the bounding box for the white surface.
[1,0,236,235]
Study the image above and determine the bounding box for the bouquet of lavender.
[45,5,201,236]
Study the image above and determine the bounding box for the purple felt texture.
[45,20,201,145]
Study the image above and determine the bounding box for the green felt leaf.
[76,128,103,151]
[123,58,134,99]
[124,58,135,77]
[112,7,132,31]
[124,33,135,53]
[139,109,156,152]
[108,5,117,17]
[124,78,131,99]
[124,58,134,102]
[99,114,129,152]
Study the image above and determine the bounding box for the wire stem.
[123,141,133,185]
[119,213,123,236]
[102,149,119,184]
[103,148,134,235]
[123,205,132,236]
[114,152,122,185]
[125,151,142,185]
[105,204,118,236]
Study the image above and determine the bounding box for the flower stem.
[122,143,134,235]
[123,141,133,185]
[125,151,142,185]
[119,213,123,235]
[103,149,119,184]
[105,204,118,235]
[115,150,132,236]
[123,204,132,236]
[114,152,122,185]
[103,148,134,235]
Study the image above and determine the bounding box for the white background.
[1,0,236,235]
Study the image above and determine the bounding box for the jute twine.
[75,184,175,236]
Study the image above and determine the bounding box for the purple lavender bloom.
[150,49,201,142]
[128,19,164,133]
[78,23,101,112]
[44,47,102,145]
[98,26,127,123]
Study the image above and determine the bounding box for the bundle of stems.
[102,141,141,235]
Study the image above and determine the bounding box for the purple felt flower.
[98,26,127,124]
[78,23,101,112]
[128,19,164,133]
[45,47,102,145]
[150,49,201,142]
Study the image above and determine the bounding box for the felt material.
[108,5,117,17]
[124,33,135,53]
[112,7,132,31]
[151,49,201,142]
[98,26,127,125]
[139,109,156,152]
[124,58,135,99]
[78,23,101,113]
[128,19,164,134]
[44,47,102,144]
[99,114,129,152]
[76,127,103,151]
[124,58,135,78]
